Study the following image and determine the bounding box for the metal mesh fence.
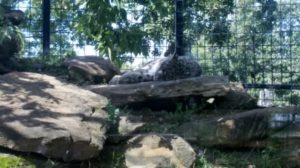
[194,1,300,83]
[11,0,300,106]
[14,0,42,57]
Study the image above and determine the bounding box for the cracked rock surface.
[125,134,196,168]
[0,72,108,161]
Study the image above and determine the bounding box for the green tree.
[194,0,278,83]
[194,0,300,105]
[22,0,235,67]
[73,0,234,66]
[23,0,76,58]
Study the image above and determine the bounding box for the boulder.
[175,107,299,147]
[87,76,244,106]
[64,56,120,84]
[0,72,108,161]
[272,121,300,167]
[271,114,300,142]
[213,90,258,109]
[108,75,122,85]
[109,56,202,84]
[118,114,145,137]
[125,134,196,168]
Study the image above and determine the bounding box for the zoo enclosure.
[12,0,300,106]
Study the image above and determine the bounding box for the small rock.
[125,134,196,168]
[109,75,122,85]
[107,114,145,143]
[64,56,120,84]
[214,90,258,109]
[118,114,145,136]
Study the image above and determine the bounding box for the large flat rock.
[86,76,243,106]
[110,107,299,149]
[0,72,108,161]
[176,107,300,147]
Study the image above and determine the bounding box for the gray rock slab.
[86,76,243,106]
[0,72,108,161]
[64,56,120,83]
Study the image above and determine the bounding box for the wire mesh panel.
[11,0,300,105]
[193,0,300,84]
[13,0,42,57]
[189,0,300,105]
[0,1,298,166]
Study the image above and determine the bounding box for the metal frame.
[42,0,50,57]
[175,0,184,56]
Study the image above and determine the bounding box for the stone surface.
[118,114,145,136]
[109,56,202,84]
[272,120,300,145]
[213,90,258,109]
[108,75,122,85]
[125,134,196,168]
[0,72,108,161]
[64,56,120,83]
[175,107,299,147]
[279,146,300,168]
[272,121,300,168]
[87,76,244,106]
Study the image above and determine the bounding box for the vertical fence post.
[42,0,50,57]
[175,0,184,56]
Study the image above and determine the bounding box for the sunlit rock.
[0,72,108,161]
[125,134,196,168]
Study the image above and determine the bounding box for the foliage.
[195,0,279,82]
[22,0,76,60]
[0,25,23,50]
[17,0,300,105]
[73,0,234,66]
[18,54,69,80]
[193,147,282,168]
[0,2,24,57]
[165,101,204,125]
[24,0,235,67]
[191,0,300,105]
[105,101,120,126]
[0,155,34,168]
[194,154,213,168]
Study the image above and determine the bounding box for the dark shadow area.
[121,96,209,112]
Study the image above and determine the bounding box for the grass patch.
[193,147,282,168]
[0,154,34,168]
